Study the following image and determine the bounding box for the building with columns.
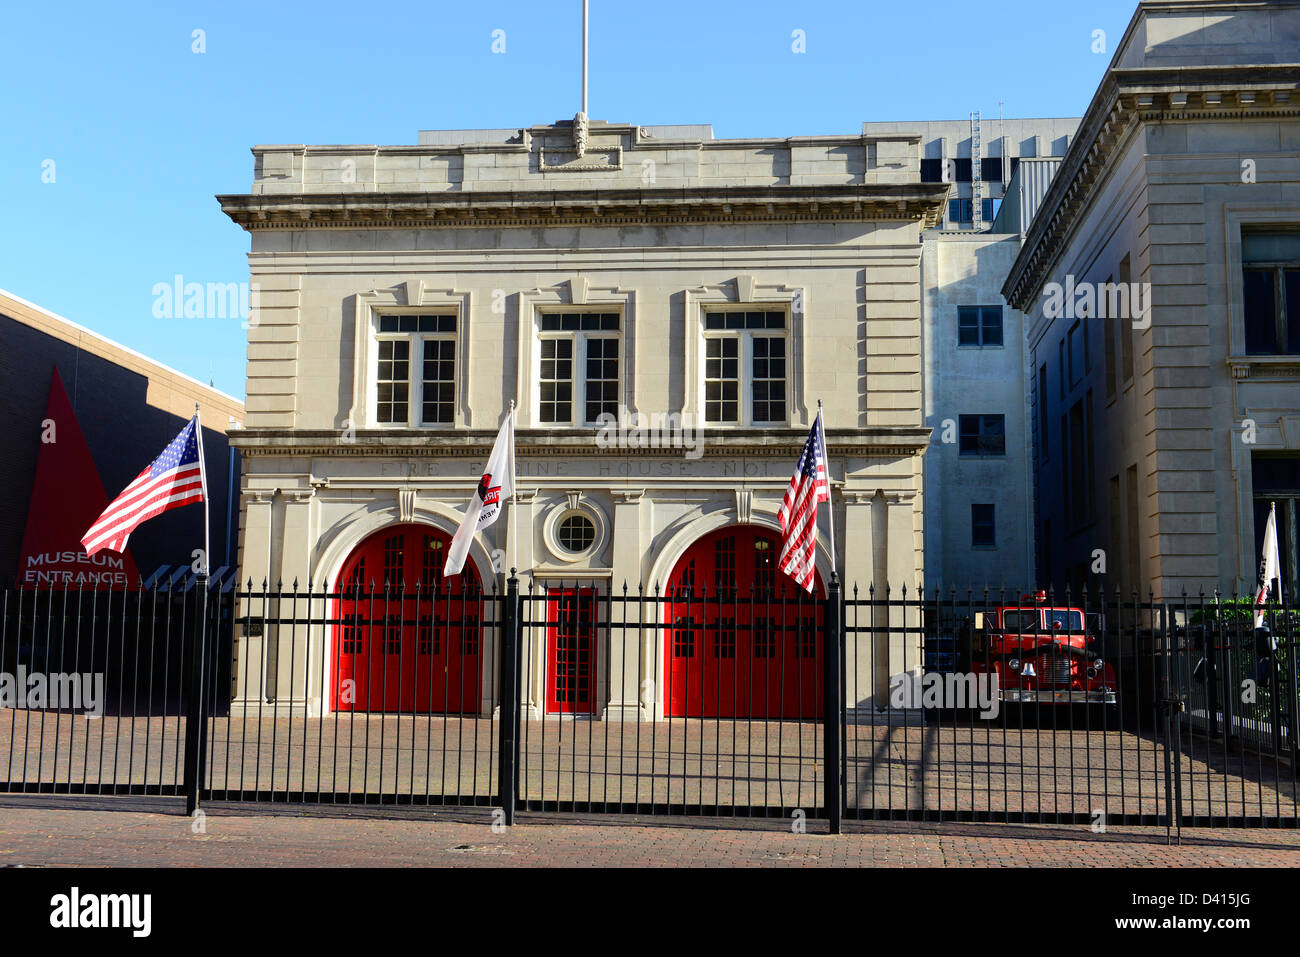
[219,119,948,720]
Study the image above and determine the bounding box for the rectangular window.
[1058,339,1066,399]
[751,336,787,423]
[946,198,996,223]
[1068,321,1087,387]
[1038,363,1049,459]
[957,305,1003,347]
[715,619,737,659]
[539,339,574,423]
[753,619,777,659]
[971,504,995,547]
[538,312,620,425]
[376,340,409,425]
[703,310,788,425]
[1242,233,1300,355]
[1119,255,1134,381]
[1066,395,1092,527]
[421,339,455,424]
[958,414,1006,456]
[375,314,457,426]
[1103,275,1117,398]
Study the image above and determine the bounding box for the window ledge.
[1228,355,1300,379]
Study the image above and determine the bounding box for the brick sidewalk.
[0,796,1297,867]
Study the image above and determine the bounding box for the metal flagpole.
[194,403,210,577]
[510,399,518,576]
[581,0,589,115]
[817,399,837,577]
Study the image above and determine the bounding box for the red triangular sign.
[16,369,140,589]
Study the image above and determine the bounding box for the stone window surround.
[541,494,610,566]
[351,283,473,429]
[683,278,810,428]
[1227,205,1300,359]
[515,280,637,427]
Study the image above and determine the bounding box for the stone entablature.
[1004,68,1300,313]
[238,122,927,197]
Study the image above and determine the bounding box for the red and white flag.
[81,416,206,557]
[444,412,515,577]
[1254,502,1280,629]
[777,409,830,593]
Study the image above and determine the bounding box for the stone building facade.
[220,121,948,718]
[1004,0,1300,601]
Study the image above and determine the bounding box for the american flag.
[81,417,205,557]
[777,410,830,592]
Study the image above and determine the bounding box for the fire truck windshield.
[1046,610,1084,631]
[1001,610,1038,632]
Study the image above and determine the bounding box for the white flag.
[1254,503,1280,629]
[445,413,515,577]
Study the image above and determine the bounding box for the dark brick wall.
[0,313,241,583]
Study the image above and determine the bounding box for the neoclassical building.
[1004,0,1300,600]
[219,119,947,719]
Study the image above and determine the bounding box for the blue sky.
[1,0,1138,400]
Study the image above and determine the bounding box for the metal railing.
[0,578,1294,833]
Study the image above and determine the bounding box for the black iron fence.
[0,578,1295,833]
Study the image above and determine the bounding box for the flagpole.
[510,399,518,577]
[195,403,210,578]
[817,399,837,579]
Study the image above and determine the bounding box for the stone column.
[276,489,315,717]
[884,490,922,719]
[841,491,880,716]
[605,489,646,721]
[231,490,274,717]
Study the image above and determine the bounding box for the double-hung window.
[375,314,457,426]
[703,309,788,425]
[538,312,620,426]
[957,305,1003,347]
[958,414,1006,456]
[1242,231,1300,355]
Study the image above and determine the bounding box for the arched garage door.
[332,523,483,713]
[664,525,824,718]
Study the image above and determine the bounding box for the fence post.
[183,575,210,816]
[823,573,843,834]
[498,572,521,826]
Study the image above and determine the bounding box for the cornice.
[229,427,932,458]
[217,183,949,232]
[1003,65,1300,312]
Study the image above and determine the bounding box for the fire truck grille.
[1039,654,1073,686]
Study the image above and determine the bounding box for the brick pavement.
[3,711,1294,822]
[0,796,1297,866]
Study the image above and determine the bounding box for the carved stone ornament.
[573,111,589,158]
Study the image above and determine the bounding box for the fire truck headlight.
[1008,658,1021,672]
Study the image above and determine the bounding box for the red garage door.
[664,525,824,718]
[332,524,482,713]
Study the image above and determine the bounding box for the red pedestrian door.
[664,525,824,718]
[332,524,483,713]
[546,588,597,714]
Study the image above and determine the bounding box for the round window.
[557,513,597,553]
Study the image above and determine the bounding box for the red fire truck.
[968,592,1117,705]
